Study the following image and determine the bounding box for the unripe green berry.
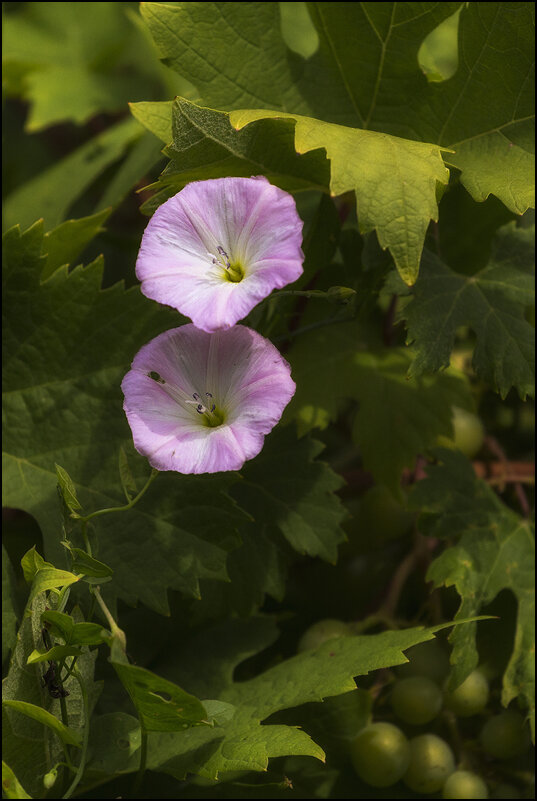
[480,710,531,759]
[437,406,484,458]
[442,770,489,799]
[350,722,411,788]
[391,676,443,725]
[297,619,350,653]
[444,669,489,717]
[404,734,455,794]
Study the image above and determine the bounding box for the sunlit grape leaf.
[142,2,534,273]
[1,221,247,613]
[2,2,163,131]
[130,100,174,144]
[132,99,330,216]
[135,97,448,285]
[231,107,450,285]
[410,449,535,736]
[140,2,457,123]
[388,224,535,400]
[285,319,473,493]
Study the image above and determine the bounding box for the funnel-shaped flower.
[136,176,304,332]
[121,324,295,474]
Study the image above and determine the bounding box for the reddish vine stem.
[482,435,532,517]
[341,460,534,494]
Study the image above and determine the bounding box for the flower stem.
[77,469,158,523]
[92,586,126,653]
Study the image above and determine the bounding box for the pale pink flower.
[121,324,296,474]
[136,176,304,332]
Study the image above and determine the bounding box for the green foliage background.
[2,2,534,799]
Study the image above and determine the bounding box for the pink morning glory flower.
[121,324,296,474]
[135,176,304,332]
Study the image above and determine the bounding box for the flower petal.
[136,177,304,331]
[122,324,296,474]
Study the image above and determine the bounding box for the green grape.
[391,676,443,725]
[396,638,450,684]
[297,618,350,653]
[350,722,411,788]
[437,406,485,458]
[444,669,489,717]
[480,710,531,759]
[442,770,489,799]
[403,734,455,794]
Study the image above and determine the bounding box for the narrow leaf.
[2,701,82,748]
[55,463,82,514]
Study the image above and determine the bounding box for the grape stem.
[482,435,532,517]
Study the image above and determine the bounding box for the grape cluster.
[298,626,533,799]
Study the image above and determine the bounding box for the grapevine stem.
[77,469,158,523]
[483,435,531,517]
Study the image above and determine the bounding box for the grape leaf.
[134,95,448,284]
[41,208,112,281]
[2,2,164,131]
[285,318,473,493]
[410,449,535,736]
[133,98,330,216]
[232,427,346,563]
[139,2,457,123]
[230,107,449,285]
[140,2,533,281]
[1,220,247,613]
[388,224,535,400]
[158,616,280,700]
[3,220,347,615]
[146,625,446,780]
[3,118,143,232]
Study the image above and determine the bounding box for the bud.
[326,285,356,304]
[43,768,58,789]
